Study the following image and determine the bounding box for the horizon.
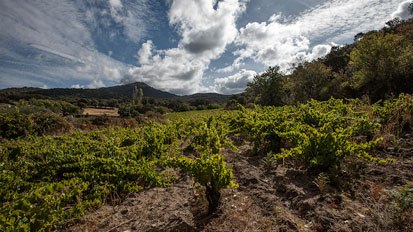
[0,81,234,97]
[0,0,412,94]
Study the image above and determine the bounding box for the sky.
[0,0,412,95]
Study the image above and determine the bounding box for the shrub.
[31,113,71,136]
[0,109,33,139]
[163,153,237,214]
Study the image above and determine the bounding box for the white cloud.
[213,69,256,94]
[216,56,244,73]
[0,0,135,89]
[71,84,85,89]
[306,44,332,61]
[87,79,106,89]
[105,0,152,42]
[235,0,404,71]
[122,0,248,94]
[391,1,413,19]
[109,0,122,8]
[103,67,122,81]
[29,44,82,63]
[108,0,123,23]
[124,47,207,95]
[137,40,154,65]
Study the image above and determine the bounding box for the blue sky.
[0,0,411,95]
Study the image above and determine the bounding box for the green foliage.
[0,117,238,230]
[0,178,89,231]
[372,94,413,137]
[21,99,80,115]
[165,109,224,122]
[0,125,181,231]
[156,106,169,114]
[0,108,33,139]
[185,116,237,154]
[31,113,71,135]
[138,88,143,105]
[242,20,413,105]
[391,183,413,227]
[349,32,412,100]
[246,66,286,106]
[229,98,392,173]
[162,153,237,214]
[288,61,334,103]
[1,94,408,229]
[163,153,237,193]
[0,109,74,139]
[274,122,385,171]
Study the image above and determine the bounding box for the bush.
[31,113,71,135]
[156,106,169,114]
[163,153,237,214]
[0,109,33,139]
[91,115,111,126]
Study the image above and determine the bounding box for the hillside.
[0,82,230,104]
[180,93,231,104]
[0,82,178,100]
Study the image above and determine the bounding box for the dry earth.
[82,108,120,117]
[66,134,413,232]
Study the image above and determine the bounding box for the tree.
[132,85,138,103]
[245,66,286,106]
[288,61,334,103]
[138,88,143,105]
[349,32,412,100]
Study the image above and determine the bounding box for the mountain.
[0,82,178,100]
[0,82,230,103]
[180,93,230,104]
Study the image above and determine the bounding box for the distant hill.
[180,93,231,104]
[0,82,230,104]
[0,82,177,100]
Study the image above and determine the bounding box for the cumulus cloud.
[216,56,244,73]
[137,40,154,65]
[122,0,248,95]
[87,79,106,89]
[124,47,206,94]
[71,84,85,89]
[391,0,413,19]
[306,44,332,61]
[103,67,122,81]
[234,0,403,71]
[213,69,256,94]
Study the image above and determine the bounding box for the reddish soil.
[66,134,413,232]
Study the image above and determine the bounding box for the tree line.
[229,14,413,107]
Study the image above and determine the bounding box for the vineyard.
[1,95,413,231]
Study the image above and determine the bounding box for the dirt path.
[66,136,413,232]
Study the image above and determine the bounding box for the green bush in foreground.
[230,97,396,176]
[162,153,237,214]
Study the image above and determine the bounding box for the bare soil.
[65,134,413,232]
[82,108,119,117]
